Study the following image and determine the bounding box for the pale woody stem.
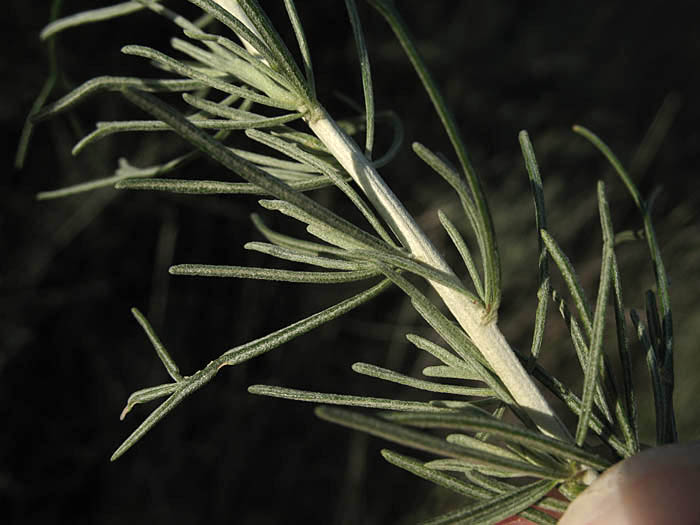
[308,108,570,441]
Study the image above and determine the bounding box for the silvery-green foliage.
[21,1,678,522]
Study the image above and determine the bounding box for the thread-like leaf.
[344,0,375,158]
[41,1,146,40]
[316,407,571,479]
[385,412,607,470]
[245,242,366,270]
[421,365,480,381]
[131,307,183,381]
[72,112,301,155]
[250,213,347,257]
[121,45,299,109]
[352,362,493,397]
[282,0,315,99]
[423,478,558,525]
[116,176,331,195]
[596,181,637,453]
[31,77,202,124]
[248,385,445,412]
[119,383,179,421]
[631,308,666,445]
[169,263,379,284]
[519,131,551,370]
[382,449,490,500]
[540,230,594,339]
[575,183,614,446]
[610,247,638,454]
[437,209,485,301]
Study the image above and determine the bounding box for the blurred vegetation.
[2,1,698,523]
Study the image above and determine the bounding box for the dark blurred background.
[3,1,699,523]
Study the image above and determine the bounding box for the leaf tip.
[119,404,132,421]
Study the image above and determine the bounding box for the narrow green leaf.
[131,307,183,381]
[344,0,375,158]
[257,199,372,252]
[465,471,563,522]
[369,111,404,168]
[352,362,493,397]
[424,478,557,525]
[119,383,179,421]
[282,0,315,99]
[528,277,551,370]
[540,230,593,339]
[597,181,637,454]
[408,335,482,379]
[426,459,520,480]
[421,365,480,381]
[645,291,663,361]
[245,242,367,270]
[437,210,485,301]
[73,111,303,155]
[31,77,202,124]
[248,385,445,412]
[41,1,146,40]
[121,45,299,110]
[169,263,379,284]
[392,451,560,523]
[37,173,123,200]
[631,308,666,445]
[316,407,571,478]
[465,473,562,524]
[385,412,607,471]
[229,147,318,174]
[446,434,523,462]
[16,0,64,169]
[250,213,348,257]
[116,177,331,195]
[381,448,488,498]
[519,131,551,369]
[575,183,614,446]
[610,245,639,453]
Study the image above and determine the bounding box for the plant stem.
[307,107,570,441]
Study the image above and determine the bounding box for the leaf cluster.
[22,1,678,522]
